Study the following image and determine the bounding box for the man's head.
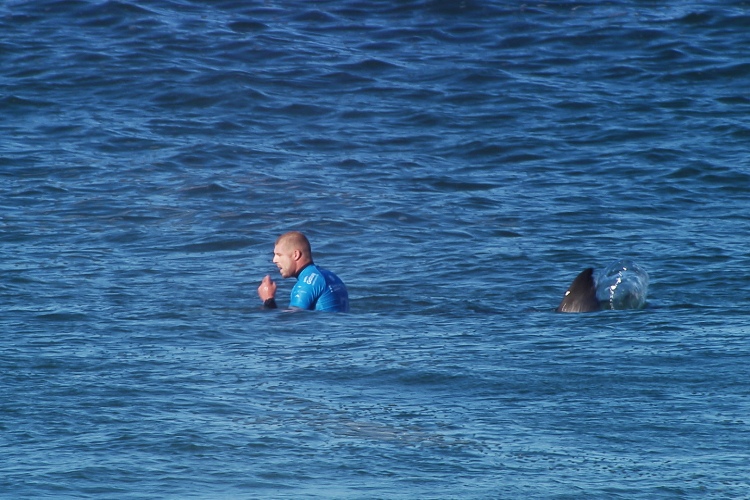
[272,231,313,278]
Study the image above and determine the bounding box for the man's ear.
[292,249,302,261]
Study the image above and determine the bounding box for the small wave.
[179,183,231,196]
[290,9,340,24]
[338,58,401,73]
[278,103,333,117]
[35,311,89,322]
[227,20,268,33]
[169,238,252,253]
[0,94,54,108]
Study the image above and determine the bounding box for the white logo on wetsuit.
[304,273,317,285]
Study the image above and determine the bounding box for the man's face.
[272,242,296,278]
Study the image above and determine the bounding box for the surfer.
[258,231,349,312]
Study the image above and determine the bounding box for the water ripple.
[3,1,750,498]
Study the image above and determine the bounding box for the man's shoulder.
[298,264,324,286]
[298,264,346,287]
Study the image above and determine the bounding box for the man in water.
[258,231,349,312]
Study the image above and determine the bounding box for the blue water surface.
[2,1,750,498]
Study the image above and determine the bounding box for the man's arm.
[258,275,278,309]
[288,272,325,310]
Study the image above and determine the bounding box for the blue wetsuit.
[289,264,349,312]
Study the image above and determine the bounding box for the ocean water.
[2,1,750,498]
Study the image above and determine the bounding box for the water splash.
[595,259,649,310]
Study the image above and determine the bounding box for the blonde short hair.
[276,231,312,258]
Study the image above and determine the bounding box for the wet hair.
[276,231,312,259]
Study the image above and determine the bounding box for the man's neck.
[294,261,314,279]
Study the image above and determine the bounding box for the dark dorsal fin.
[556,267,601,313]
